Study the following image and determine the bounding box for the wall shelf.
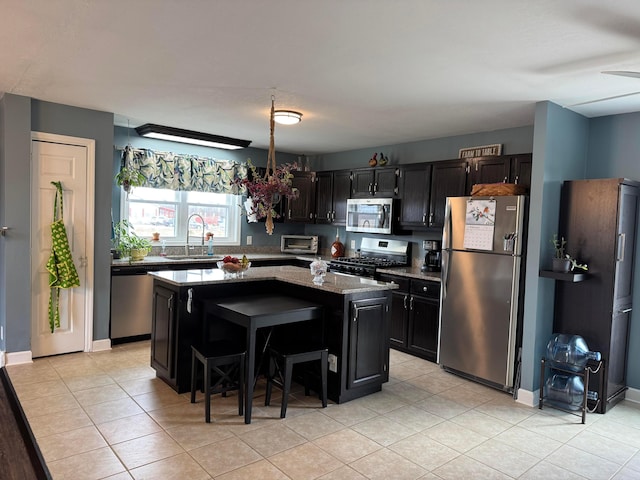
[539,270,588,282]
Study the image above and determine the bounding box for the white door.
[31,134,95,357]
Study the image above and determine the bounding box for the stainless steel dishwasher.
[110,266,155,343]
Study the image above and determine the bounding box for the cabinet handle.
[503,176,508,183]
[619,308,633,314]
[409,296,414,310]
[332,211,336,221]
[288,209,292,219]
[422,213,426,224]
[423,286,428,292]
[168,295,174,310]
[368,183,373,194]
[514,175,520,184]
[429,212,434,225]
[403,294,408,310]
[309,212,313,220]
[374,182,378,193]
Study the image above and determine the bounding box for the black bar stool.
[264,345,328,418]
[190,342,245,423]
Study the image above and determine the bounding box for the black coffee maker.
[421,240,441,272]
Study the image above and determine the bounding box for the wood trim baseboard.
[5,351,33,366]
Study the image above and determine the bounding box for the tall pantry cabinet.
[554,178,639,413]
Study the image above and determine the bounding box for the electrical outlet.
[328,353,338,373]
[350,240,356,249]
[246,236,252,245]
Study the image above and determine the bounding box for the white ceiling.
[2,0,640,155]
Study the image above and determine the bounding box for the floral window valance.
[120,145,247,194]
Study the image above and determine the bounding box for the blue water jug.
[545,373,598,411]
[546,333,601,372]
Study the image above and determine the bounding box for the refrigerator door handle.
[617,233,626,261]
[441,249,450,301]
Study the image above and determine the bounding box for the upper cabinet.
[398,163,432,229]
[315,170,351,225]
[352,167,399,198]
[286,171,316,223]
[466,156,510,193]
[465,153,533,194]
[508,153,532,189]
[428,159,467,229]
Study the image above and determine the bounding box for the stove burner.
[329,254,408,277]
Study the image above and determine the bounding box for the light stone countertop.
[112,253,324,268]
[148,265,399,295]
[376,266,442,282]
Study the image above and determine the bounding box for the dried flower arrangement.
[233,97,299,235]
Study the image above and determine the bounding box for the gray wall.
[0,94,32,352]
[519,101,589,391]
[0,94,114,349]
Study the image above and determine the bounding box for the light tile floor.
[7,341,640,480]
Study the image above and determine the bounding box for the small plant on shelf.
[550,234,588,272]
[551,234,566,259]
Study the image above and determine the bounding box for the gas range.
[329,238,409,277]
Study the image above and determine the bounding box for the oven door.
[346,198,393,234]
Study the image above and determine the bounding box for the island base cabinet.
[151,285,176,384]
[348,298,389,389]
[149,276,393,402]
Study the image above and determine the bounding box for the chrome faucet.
[185,213,205,255]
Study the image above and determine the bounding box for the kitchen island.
[148,266,397,404]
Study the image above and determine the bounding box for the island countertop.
[148,265,398,295]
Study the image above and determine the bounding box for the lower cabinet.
[378,273,440,362]
[151,285,177,383]
[348,297,389,389]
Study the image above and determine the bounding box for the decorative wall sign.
[458,143,503,159]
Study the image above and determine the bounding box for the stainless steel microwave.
[346,198,393,234]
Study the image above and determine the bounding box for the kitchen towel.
[46,181,80,333]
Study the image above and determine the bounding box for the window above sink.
[120,187,241,245]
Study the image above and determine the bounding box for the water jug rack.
[538,357,603,424]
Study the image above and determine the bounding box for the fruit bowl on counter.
[217,255,251,277]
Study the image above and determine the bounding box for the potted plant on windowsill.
[551,234,588,273]
[114,220,152,262]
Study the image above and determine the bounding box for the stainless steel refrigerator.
[439,195,527,392]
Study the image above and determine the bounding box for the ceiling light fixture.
[273,110,303,125]
[135,123,251,150]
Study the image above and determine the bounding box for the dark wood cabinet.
[553,178,639,413]
[315,169,351,225]
[315,171,333,224]
[151,284,177,384]
[352,167,399,198]
[348,297,390,388]
[508,153,532,189]
[286,171,316,223]
[407,279,440,360]
[377,274,439,362]
[398,163,432,229]
[428,159,467,229]
[466,156,510,194]
[465,153,532,194]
